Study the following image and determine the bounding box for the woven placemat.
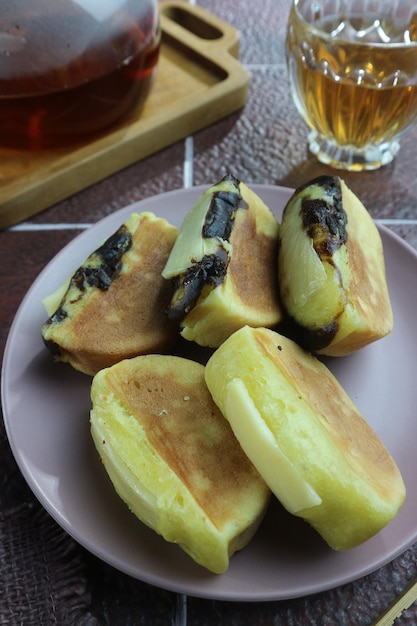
[0,423,95,626]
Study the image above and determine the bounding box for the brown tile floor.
[1,0,417,624]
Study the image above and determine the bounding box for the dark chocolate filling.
[74,224,132,292]
[301,176,348,260]
[43,224,132,335]
[166,248,229,321]
[284,317,340,353]
[166,173,245,322]
[279,176,349,352]
[202,173,242,239]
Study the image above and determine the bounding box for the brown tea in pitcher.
[0,0,160,150]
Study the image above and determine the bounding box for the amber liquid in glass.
[289,14,417,149]
[0,1,160,150]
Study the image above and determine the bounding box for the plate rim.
[2,183,417,601]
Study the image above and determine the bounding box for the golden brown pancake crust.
[102,356,267,527]
[343,183,393,344]
[228,191,281,318]
[254,328,403,502]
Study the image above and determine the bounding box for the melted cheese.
[224,378,322,514]
[42,279,71,316]
[162,182,236,279]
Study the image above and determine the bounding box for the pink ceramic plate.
[2,185,417,601]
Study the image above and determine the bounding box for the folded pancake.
[205,325,405,551]
[42,212,179,376]
[90,354,270,574]
[277,175,393,356]
[162,173,283,347]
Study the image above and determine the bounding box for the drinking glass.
[286,0,417,171]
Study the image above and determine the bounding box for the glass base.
[308,131,400,172]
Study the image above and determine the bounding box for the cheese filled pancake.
[205,325,405,551]
[90,354,270,573]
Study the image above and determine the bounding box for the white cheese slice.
[42,279,71,316]
[162,179,239,279]
[162,193,223,279]
[224,378,322,514]
[90,410,158,530]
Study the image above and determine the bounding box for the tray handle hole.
[162,7,223,40]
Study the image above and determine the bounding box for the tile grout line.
[7,218,417,233]
[183,136,194,189]
[378,218,417,225]
[8,223,93,231]
[173,593,188,626]
[245,62,288,70]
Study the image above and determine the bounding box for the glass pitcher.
[0,0,160,150]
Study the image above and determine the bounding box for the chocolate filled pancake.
[42,212,179,376]
[277,175,393,356]
[162,174,284,347]
[90,354,270,574]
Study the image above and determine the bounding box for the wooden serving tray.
[0,2,249,230]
